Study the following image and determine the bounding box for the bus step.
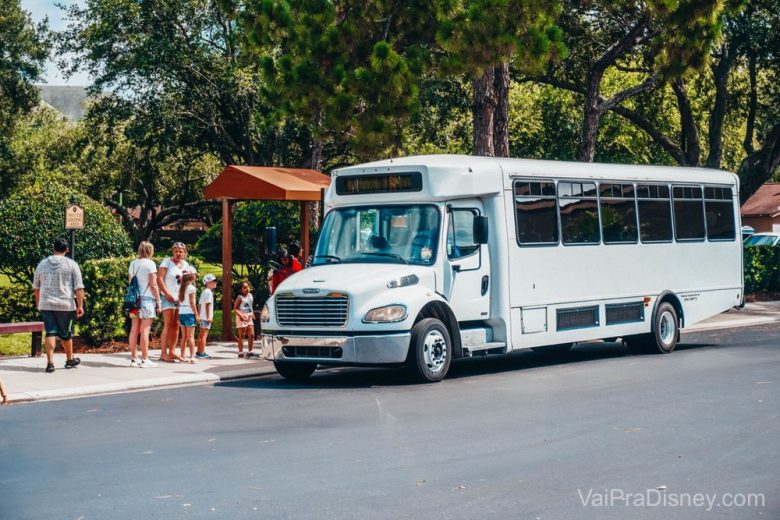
[463,342,507,357]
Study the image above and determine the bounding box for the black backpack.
[123,267,142,313]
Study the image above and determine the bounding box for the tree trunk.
[706,47,732,169]
[744,54,758,155]
[472,69,498,156]
[671,79,700,166]
[492,63,510,158]
[579,95,601,162]
[737,123,780,203]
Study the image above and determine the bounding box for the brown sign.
[65,204,85,230]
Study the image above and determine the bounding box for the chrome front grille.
[275,293,349,327]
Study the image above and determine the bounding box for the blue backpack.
[123,268,142,313]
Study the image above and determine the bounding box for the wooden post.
[221,199,235,341]
[300,201,310,263]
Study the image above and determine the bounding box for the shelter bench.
[0,322,44,357]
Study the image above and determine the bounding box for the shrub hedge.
[743,246,780,293]
[0,286,38,322]
[80,257,132,346]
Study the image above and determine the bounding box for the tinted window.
[559,181,599,244]
[448,209,479,259]
[673,185,705,240]
[515,180,558,245]
[705,186,736,240]
[637,184,672,242]
[600,183,637,243]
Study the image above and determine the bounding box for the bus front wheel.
[406,318,451,383]
[274,361,317,381]
[626,302,679,355]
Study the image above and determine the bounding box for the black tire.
[531,343,573,354]
[406,318,452,383]
[626,302,679,355]
[274,361,317,381]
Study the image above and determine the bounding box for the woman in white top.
[128,241,161,368]
[157,242,191,362]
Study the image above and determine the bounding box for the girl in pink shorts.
[233,282,255,358]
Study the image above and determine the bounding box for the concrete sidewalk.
[1,302,778,405]
[0,342,276,405]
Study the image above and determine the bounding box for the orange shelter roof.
[204,165,331,201]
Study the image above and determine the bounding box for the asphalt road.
[1,325,778,520]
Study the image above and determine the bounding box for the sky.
[22,0,91,86]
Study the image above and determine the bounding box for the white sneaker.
[140,359,157,368]
[130,358,141,367]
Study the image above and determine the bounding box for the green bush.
[0,285,37,322]
[0,183,132,285]
[744,246,780,293]
[80,257,132,346]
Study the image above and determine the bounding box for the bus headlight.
[260,304,270,323]
[363,305,407,323]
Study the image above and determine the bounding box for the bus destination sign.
[336,172,423,195]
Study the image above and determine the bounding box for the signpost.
[64,197,85,261]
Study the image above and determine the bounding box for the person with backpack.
[32,238,85,373]
[126,241,161,368]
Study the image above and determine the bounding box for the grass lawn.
[0,333,32,356]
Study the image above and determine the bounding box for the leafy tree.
[0,0,50,195]
[59,0,298,167]
[3,105,92,195]
[0,183,132,285]
[229,0,440,170]
[529,0,726,162]
[436,0,566,157]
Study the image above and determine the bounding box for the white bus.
[260,155,743,382]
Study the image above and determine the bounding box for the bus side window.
[637,184,673,242]
[515,180,558,245]
[704,186,736,241]
[673,185,706,241]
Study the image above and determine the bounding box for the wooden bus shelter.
[204,165,331,340]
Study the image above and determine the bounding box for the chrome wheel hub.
[422,330,448,374]
[659,311,676,346]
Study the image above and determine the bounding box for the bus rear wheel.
[274,361,317,381]
[626,302,679,355]
[406,318,451,383]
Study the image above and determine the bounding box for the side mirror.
[473,215,489,245]
[264,227,277,256]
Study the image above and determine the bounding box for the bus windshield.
[313,205,440,266]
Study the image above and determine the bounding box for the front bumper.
[262,332,411,364]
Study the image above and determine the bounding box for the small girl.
[178,271,200,363]
[196,274,217,359]
[233,282,255,358]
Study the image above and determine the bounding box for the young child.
[233,282,255,358]
[196,274,217,359]
[177,270,200,363]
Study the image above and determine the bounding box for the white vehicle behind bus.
[260,155,743,382]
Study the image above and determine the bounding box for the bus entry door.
[444,202,491,321]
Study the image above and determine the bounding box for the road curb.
[4,367,278,405]
[683,316,780,333]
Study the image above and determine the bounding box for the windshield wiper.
[359,252,409,264]
[312,254,342,263]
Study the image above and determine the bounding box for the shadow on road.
[216,339,717,390]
